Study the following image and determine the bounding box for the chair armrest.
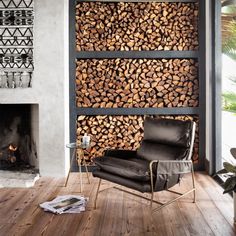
[104,149,137,159]
[149,160,193,175]
[149,160,194,193]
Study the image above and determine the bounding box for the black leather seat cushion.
[93,170,152,193]
[137,141,189,161]
[93,156,151,181]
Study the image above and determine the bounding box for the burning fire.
[8,144,17,152]
[8,144,18,163]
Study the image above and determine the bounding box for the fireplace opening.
[0,104,38,171]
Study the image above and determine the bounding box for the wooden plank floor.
[0,172,235,236]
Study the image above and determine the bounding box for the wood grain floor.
[0,172,235,236]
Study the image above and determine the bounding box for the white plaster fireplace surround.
[0,0,70,177]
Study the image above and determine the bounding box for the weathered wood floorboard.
[0,172,235,236]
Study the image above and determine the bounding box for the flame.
[8,144,17,152]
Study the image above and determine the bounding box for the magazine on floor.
[39,195,88,214]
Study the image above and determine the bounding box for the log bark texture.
[77,115,199,163]
[76,2,198,51]
[76,58,198,108]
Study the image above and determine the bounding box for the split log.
[76,2,198,51]
[76,59,199,108]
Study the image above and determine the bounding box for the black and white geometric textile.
[0,0,33,88]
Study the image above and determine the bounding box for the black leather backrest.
[143,117,193,148]
[137,118,194,161]
[137,141,189,161]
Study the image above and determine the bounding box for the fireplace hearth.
[0,104,38,171]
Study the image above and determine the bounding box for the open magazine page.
[39,195,88,214]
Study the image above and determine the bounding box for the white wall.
[0,0,70,177]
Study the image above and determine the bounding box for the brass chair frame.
[94,160,195,213]
[94,121,196,212]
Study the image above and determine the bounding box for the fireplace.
[0,104,38,171]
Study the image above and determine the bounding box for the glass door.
[221,1,236,165]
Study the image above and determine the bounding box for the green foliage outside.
[218,1,236,196]
[222,5,236,60]
[222,6,236,113]
[222,22,236,60]
[222,92,236,112]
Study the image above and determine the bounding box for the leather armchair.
[92,117,196,212]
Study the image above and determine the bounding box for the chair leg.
[152,187,195,213]
[150,191,154,209]
[191,162,196,203]
[94,178,102,209]
[149,161,155,209]
[114,186,162,206]
[152,166,196,213]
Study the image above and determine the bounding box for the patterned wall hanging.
[0,0,33,88]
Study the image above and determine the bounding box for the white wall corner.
[34,0,68,177]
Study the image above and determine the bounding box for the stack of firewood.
[76,58,198,108]
[76,2,198,51]
[75,1,200,164]
[77,115,144,160]
[77,115,199,162]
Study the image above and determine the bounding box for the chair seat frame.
[94,159,195,213]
